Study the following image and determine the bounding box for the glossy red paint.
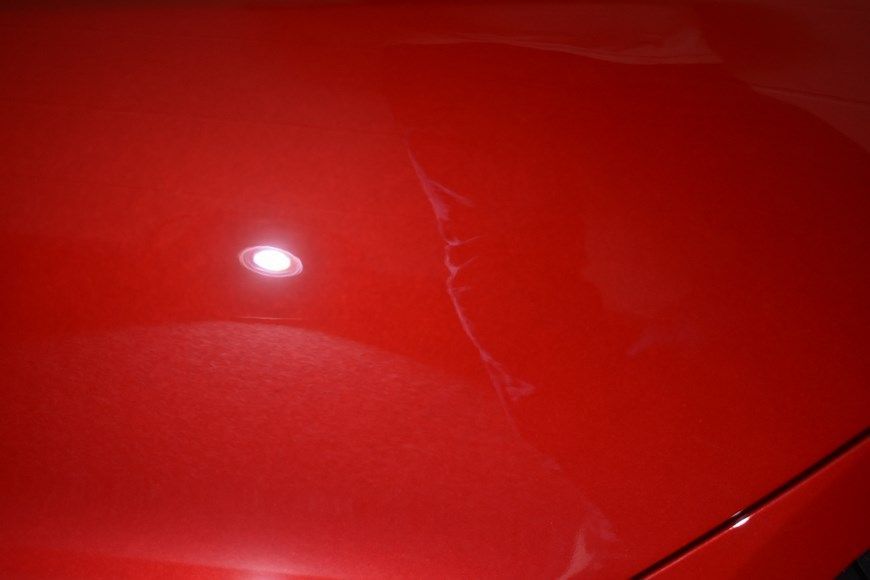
[651,437,870,579]
[0,2,868,578]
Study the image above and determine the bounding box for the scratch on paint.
[406,146,536,419]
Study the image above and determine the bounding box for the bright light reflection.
[239,245,303,278]
[252,248,292,272]
[732,515,751,529]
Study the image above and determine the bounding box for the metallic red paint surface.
[0,1,867,578]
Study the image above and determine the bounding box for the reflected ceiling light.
[239,245,303,278]
[731,515,751,529]
[254,248,291,272]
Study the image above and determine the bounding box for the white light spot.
[731,515,750,529]
[253,248,291,272]
[239,245,303,278]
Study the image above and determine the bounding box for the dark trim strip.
[632,427,870,579]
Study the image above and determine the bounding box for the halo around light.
[239,245,303,278]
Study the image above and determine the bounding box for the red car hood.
[0,2,868,578]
